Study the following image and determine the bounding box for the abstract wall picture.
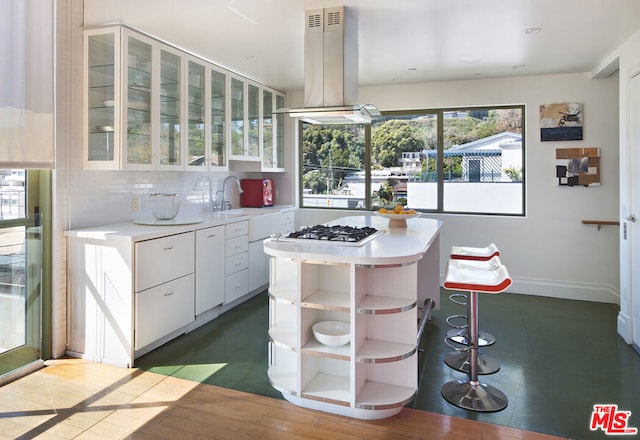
[555,147,600,187]
[540,102,583,141]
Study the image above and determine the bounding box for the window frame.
[298,105,526,217]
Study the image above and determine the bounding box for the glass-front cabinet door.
[85,25,284,171]
[263,92,286,171]
[262,89,273,168]
[84,29,119,170]
[124,32,153,168]
[230,77,244,157]
[247,83,260,158]
[158,48,182,168]
[275,93,286,169]
[210,68,226,168]
[186,60,206,168]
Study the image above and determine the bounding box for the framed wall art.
[555,147,600,187]
[540,102,583,141]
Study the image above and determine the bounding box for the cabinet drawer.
[135,232,194,292]
[249,212,281,241]
[226,220,248,239]
[280,211,295,226]
[226,252,249,276]
[225,269,249,304]
[135,273,194,350]
[226,235,248,257]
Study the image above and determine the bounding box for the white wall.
[295,72,621,303]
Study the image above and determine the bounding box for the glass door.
[230,77,244,156]
[159,48,182,167]
[187,60,206,168]
[0,169,46,378]
[125,34,153,167]
[262,89,273,168]
[210,69,226,167]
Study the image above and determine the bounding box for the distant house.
[419,131,522,182]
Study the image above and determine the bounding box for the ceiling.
[84,0,640,93]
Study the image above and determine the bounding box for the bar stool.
[440,256,512,412]
[444,255,501,375]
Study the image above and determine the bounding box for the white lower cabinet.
[195,226,225,315]
[135,273,194,350]
[248,209,296,292]
[268,258,417,420]
[67,231,195,367]
[225,221,249,304]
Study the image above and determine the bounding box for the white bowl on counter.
[312,321,350,347]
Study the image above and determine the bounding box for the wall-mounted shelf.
[581,220,620,231]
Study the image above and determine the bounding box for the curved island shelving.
[263,215,442,420]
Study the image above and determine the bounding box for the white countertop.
[264,215,442,266]
[65,205,295,242]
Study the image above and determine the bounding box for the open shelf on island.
[355,381,416,410]
[302,290,350,312]
[268,325,297,350]
[268,288,297,305]
[302,338,350,361]
[356,295,416,314]
[301,373,351,406]
[355,339,416,363]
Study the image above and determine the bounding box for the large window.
[300,105,525,215]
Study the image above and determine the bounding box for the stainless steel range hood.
[277,6,381,125]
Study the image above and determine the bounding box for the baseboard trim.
[510,277,619,304]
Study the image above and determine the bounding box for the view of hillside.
[301,108,524,211]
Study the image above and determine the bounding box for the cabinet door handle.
[235,284,241,289]
[163,290,175,296]
[163,245,174,250]
[208,234,216,238]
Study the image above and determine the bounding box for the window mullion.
[436,110,444,212]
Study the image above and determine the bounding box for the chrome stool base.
[444,351,500,374]
[441,380,508,412]
[446,328,496,347]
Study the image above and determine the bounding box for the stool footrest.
[444,352,500,375]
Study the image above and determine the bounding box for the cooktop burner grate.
[276,224,383,246]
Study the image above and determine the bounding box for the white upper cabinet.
[84,25,284,171]
[262,92,286,171]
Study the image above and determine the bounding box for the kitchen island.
[263,215,442,420]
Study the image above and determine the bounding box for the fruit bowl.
[376,211,419,227]
[312,321,350,347]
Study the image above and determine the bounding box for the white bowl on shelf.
[312,321,350,347]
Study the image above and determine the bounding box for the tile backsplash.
[67,170,250,229]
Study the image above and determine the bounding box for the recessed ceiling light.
[522,27,542,34]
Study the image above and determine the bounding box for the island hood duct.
[277,6,381,125]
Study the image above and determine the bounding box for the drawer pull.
[163,290,175,296]
[163,245,174,251]
[235,284,241,289]
[208,234,216,238]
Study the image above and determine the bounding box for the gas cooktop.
[275,224,383,247]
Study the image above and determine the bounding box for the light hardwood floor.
[0,359,568,440]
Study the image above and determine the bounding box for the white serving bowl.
[312,321,350,347]
[149,193,180,220]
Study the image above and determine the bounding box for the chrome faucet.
[221,175,243,211]
[194,175,214,211]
